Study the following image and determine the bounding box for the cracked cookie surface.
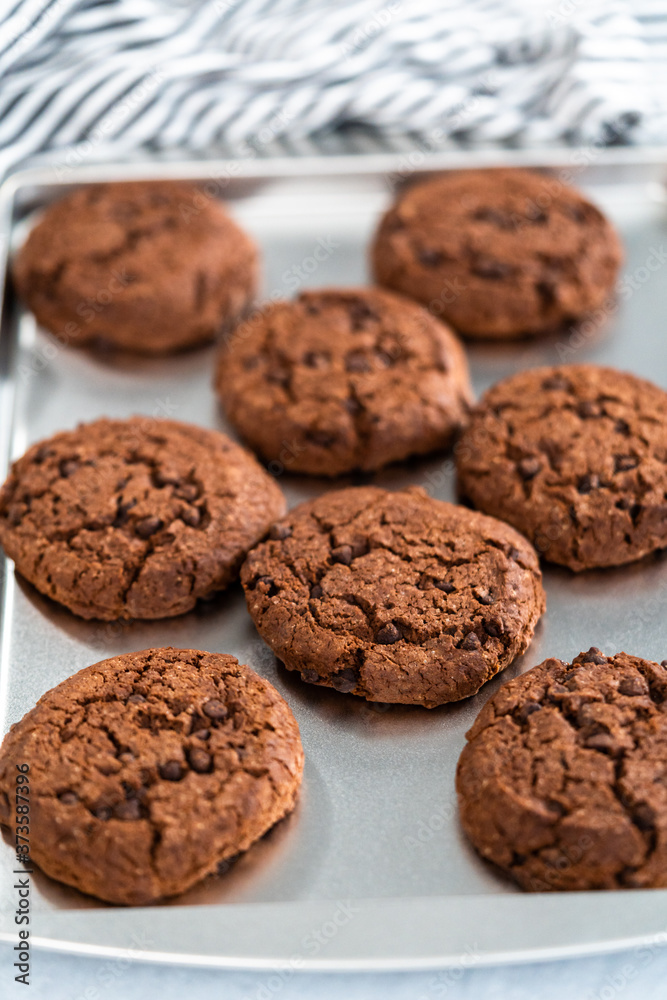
[241,486,545,707]
[0,417,285,620]
[371,168,622,339]
[215,287,473,476]
[457,648,667,891]
[0,647,304,904]
[456,364,667,571]
[13,180,258,354]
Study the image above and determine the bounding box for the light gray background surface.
[2,944,667,1000]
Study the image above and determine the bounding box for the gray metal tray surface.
[1,150,667,971]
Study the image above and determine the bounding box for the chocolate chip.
[175,482,200,502]
[517,457,541,480]
[332,668,358,693]
[541,374,570,391]
[349,302,378,329]
[114,798,141,820]
[546,800,566,818]
[472,258,511,279]
[331,545,353,566]
[267,367,290,387]
[584,733,618,754]
[304,351,329,369]
[618,676,646,697]
[269,523,292,541]
[301,669,322,684]
[307,429,337,448]
[345,352,371,373]
[577,474,600,494]
[310,584,323,599]
[58,791,78,804]
[193,728,210,741]
[580,648,607,665]
[517,701,541,722]
[507,547,522,562]
[614,455,638,473]
[136,516,163,538]
[578,400,600,419]
[461,632,481,650]
[59,458,79,478]
[7,505,24,526]
[473,208,515,230]
[188,748,212,773]
[661,660,667,668]
[474,587,494,605]
[127,693,146,705]
[484,619,503,637]
[418,248,443,267]
[536,281,556,306]
[159,760,184,781]
[113,499,136,527]
[564,204,587,224]
[93,805,112,821]
[154,469,181,487]
[435,580,455,593]
[180,507,201,527]
[376,623,401,644]
[203,699,228,720]
[633,803,655,831]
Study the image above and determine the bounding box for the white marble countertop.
[3,944,667,1000]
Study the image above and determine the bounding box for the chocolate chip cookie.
[0,417,285,619]
[241,486,545,707]
[215,288,472,476]
[371,168,622,339]
[13,181,258,354]
[0,648,304,904]
[456,364,667,571]
[457,648,667,891]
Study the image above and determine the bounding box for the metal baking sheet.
[1,149,667,971]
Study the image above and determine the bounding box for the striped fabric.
[0,0,664,181]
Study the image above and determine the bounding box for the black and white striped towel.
[0,0,665,181]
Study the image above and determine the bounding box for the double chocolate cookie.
[372,168,622,338]
[456,364,667,571]
[13,181,258,353]
[0,648,304,904]
[0,417,285,619]
[457,648,667,891]
[241,486,545,707]
[216,287,472,476]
